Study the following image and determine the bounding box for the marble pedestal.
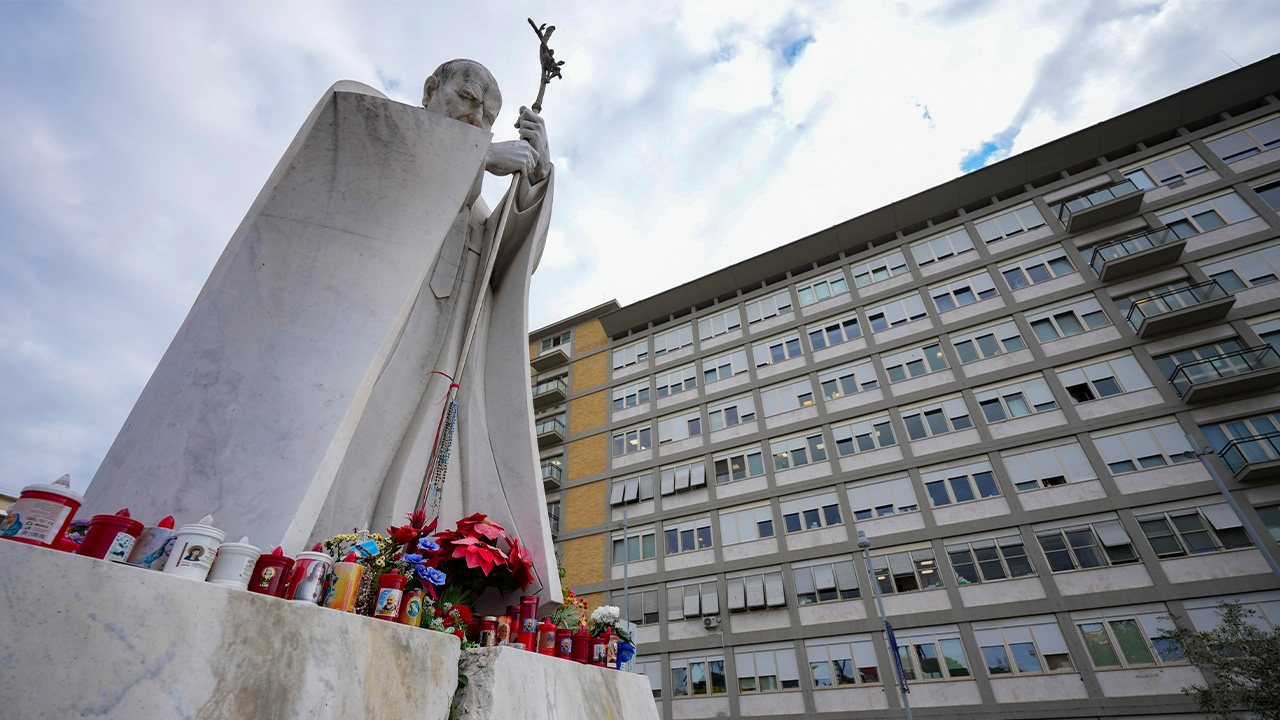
[0,541,461,719]
[455,647,661,720]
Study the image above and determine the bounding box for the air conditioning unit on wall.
[702,616,721,629]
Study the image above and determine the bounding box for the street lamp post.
[858,530,914,720]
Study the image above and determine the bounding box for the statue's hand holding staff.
[483,106,549,182]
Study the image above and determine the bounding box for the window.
[781,491,842,533]
[541,455,564,485]
[664,516,713,555]
[1202,243,1280,293]
[713,446,766,484]
[655,363,697,398]
[540,330,571,354]
[703,348,749,384]
[1201,411,1280,454]
[1076,611,1184,668]
[637,659,663,699]
[547,502,560,534]
[901,397,973,441]
[708,394,756,431]
[1156,191,1257,238]
[1002,441,1096,491]
[975,376,1057,424]
[1153,338,1247,380]
[806,636,879,687]
[1001,248,1075,291]
[612,338,648,370]
[658,409,702,444]
[698,307,742,341]
[911,228,974,266]
[870,547,942,594]
[752,332,803,367]
[1092,421,1195,474]
[1036,520,1139,571]
[727,571,787,613]
[1258,505,1280,543]
[922,458,1001,508]
[975,205,1046,244]
[653,323,693,357]
[833,414,897,456]
[1026,297,1110,342]
[1185,593,1280,631]
[852,249,909,286]
[771,430,828,471]
[796,271,849,306]
[671,654,727,697]
[1137,504,1252,557]
[624,588,661,626]
[806,313,862,350]
[930,272,998,312]
[1252,317,1280,354]
[1205,115,1280,162]
[666,579,719,621]
[719,502,776,545]
[612,423,653,457]
[612,380,650,411]
[1058,354,1153,403]
[745,290,793,324]
[882,341,948,383]
[760,378,815,417]
[975,620,1074,676]
[947,534,1033,584]
[847,476,919,520]
[793,558,860,605]
[1123,147,1209,189]
[867,293,928,332]
[1253,177,1280,211]
[893,629,972,681]
[951,320,1026,363]
[734,646,800,692]
[609,472,655,507]
[819,360,878,400]
[659,460,707,495]
[612,526,656,564]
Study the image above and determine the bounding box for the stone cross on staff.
[528,18,564,114]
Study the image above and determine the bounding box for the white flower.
[591,605,621,625]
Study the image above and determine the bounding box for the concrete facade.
[531,56,1280,719]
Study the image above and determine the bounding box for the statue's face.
[424,71,500,132]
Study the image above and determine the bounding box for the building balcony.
[1086,227,1185,282]
[547,509,561,537]
[530,348,570,373]
[1169,346,1280,403]
[1054,178,1146,233]
[532,377,568,409]
[1124,280,1236,339]
[542,462,564,491]
[1220,432,1280,483]
[535,416,565,447]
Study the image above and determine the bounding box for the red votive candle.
[555,628,573,659]
[537,620,557,655]
[248,547,294,598]
[77,509,144,562]
[572,628,591,664]
[374,573,407,621]
[590,636,608,666]
[517,595,539,650]
[1,475,83,549]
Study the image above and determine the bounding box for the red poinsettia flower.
[455,512,507,542]
[387,509,438,545]
[449,535,509,575]
[506,537,535,589]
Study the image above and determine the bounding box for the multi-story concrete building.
[530,55,1280,719]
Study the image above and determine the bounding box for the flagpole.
[859,530,913,720]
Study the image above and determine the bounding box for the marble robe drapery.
[304,85,563,610]
[85,80,560,608]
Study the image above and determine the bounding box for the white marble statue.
[85,59,562,609]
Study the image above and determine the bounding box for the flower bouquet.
[548,588,588,630]
[412,512,535,602]
[588,605,633,645]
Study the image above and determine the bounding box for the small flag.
[886,620,910,693]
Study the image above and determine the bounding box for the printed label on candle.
[175,542,214,572]
[105,532,136,563]
[522,617,537,633]
[404,597,421,619]
[374,588,403,618]
[0,498,71,544]
[592,643,606,662]
[257,566,280,589]
[559,636,573,653]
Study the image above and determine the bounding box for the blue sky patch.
[781,35,814,65]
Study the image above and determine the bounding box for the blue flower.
[424,567,446,586]
[403,553,423,564]
[418,538,440,552]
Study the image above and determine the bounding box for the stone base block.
[454,647,660,720]
[0,541,460,719]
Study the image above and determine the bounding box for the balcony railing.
[530,347,570,373]
[1124,280,1234,338]
[532,377,568,396]
[1085,227,1183,280]
[541,462,564,487]
[1220,432,1280,480]
[1169,346,1280,401]
[535,416,565,447]
[1053,178,1145,232]
[547,508,561,535]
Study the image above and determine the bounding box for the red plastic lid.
[20,482,84,504]
[157,516,175,529]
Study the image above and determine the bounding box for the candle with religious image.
[206,537,262,590]
[322,552,364,612]
[248,547,294,597]
[537,621,557,655]
[517,595,539,650]
[126,516,177,570]
[286,547,333,603]
[556,628,573,659]
[163,515,226,581]
[0,475,82,548]
[373,573,407,620]
[398,588,425,627]
[77,509,144,562]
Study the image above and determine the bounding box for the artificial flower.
[449,535,509,575]
[418,538,440,552]
[506,537,535,588]
[403,553,423,564]
[424,567,446,586]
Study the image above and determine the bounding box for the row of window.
[639,592,1280,700]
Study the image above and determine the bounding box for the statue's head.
[423,59,502,132]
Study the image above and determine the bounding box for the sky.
[1,0,1277,495]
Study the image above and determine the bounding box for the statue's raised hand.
[485,140,538,178]
[516,107,550,182]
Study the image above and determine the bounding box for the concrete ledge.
[454,647,660,720]
[0,541,460,720]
